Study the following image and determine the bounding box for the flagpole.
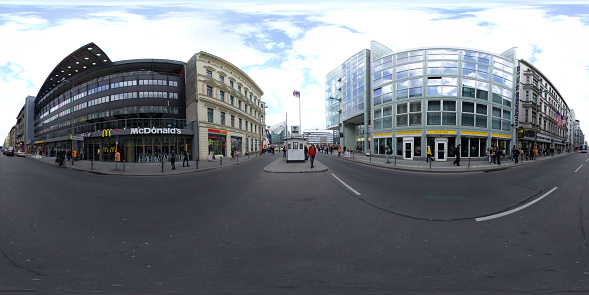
[299,96,302,137]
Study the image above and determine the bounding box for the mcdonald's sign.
[102,146,116,153]
[102,129,112,137]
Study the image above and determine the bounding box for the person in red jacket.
[308,144,317,168]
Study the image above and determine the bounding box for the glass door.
[403,138,413,160]
[435,138,448,161]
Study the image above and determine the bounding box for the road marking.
[425,195,467,200]
[532,175,548,183]
[576,164,584,172]
[475,187,558,222]
[332,173,361,196]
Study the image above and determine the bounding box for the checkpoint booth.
[286,137,306,163]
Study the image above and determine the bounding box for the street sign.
[70,136,84,141]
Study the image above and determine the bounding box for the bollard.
[394,155,396,166]
[196,159,199,170]
[468,156,471,168]
[430,159,432,169]
[91,157,93,170]
[161,156,164,174]
[369,152,371,163]
[220,157,222,166]
[123,159,125,172]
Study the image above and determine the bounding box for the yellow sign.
[356,138,371,141]
[426,130,457,135]
[374,132,393,137]
[461,131,487,136]
[102,129,112,137]
[491,133,511,138]
[396,131,422,135]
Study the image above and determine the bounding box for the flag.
[293,90,300,98]
[556,111,563,127]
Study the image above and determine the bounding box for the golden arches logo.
[102,129,112,137]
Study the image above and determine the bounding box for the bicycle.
[55,156,66,168]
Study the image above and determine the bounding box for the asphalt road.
[0,152,588,294]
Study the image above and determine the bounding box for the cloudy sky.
[1,0,589,144]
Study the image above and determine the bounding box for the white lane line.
[476,187,558,222]
[332,173,361,196]
[575,164,583,173]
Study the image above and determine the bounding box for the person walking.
[338,145,342,157]
[308,144,317,168]
[426,145,433,163]
[385,145,392,164]
[182,150,189,167]
[513,146,519,164]
[495,147,501,165]
[453,144,461,166]
[283,146,286,158]
[304,145,309,160]
[170,149,176,170]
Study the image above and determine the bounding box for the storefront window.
[414,137,421,156]
[208,134,226,156]
[231,136,242,156]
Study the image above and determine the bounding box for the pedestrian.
[338,145,342,157]
[304,145,308,160]
[170,149,176,170]
[283,146,286,158]
[385,145,392,164]
[453,144,461,166]
[182,150,189,167]
[514,146,519,164]
[426,145,433,163]
[496,147,501,165]
[308,144,317,168]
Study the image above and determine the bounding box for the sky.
[1,0,589,144]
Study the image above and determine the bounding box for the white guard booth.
[286,137,306,163]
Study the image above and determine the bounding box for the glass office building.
[326,41,517,161]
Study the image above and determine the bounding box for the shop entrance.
[435,138,448,161]
[403,138,414,160]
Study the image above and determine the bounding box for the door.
[435,138,447,161]
[403,137,413,160]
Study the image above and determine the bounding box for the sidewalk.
[314,150,571,173]
[28,153,267,176]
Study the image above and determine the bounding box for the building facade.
[516,60,570,153]
[32,43,264,162]
[185,52,265,160]
[326,41,518,161]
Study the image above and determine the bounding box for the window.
[397,50,424,64]
[221,112,226,125]
[238,100,242,110]
[462,79,489,100]
[462,102,487,128]
[373,69,393,87]
[396,62,423,79]
[462,62,490,80]
[492,85,512,107]
[463,51,490,65]
[245,121,248,131]
[427,61,458,75]
[427,77,457,96]
[238,86,241,93]
[491,107,510,131]
[230,95,234,106]
[427,49,459,60]
[373,84,393,106]
[219,75,224,83]
[493,69,513,87]
[427,100,456,125]
[207,108,214,123]
[396,78,423,99]
[230,81,234,88]
[372,55,393,72]
[397,102,421,127]
[231,115,235,127]
[220,91,225,102]
[206,86,213,97]
[206,70,212,78]
[239,118,242,129]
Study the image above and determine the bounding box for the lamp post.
[261,104,268,154]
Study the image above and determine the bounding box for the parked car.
[17,150,26,157]
[6,147,15,156]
